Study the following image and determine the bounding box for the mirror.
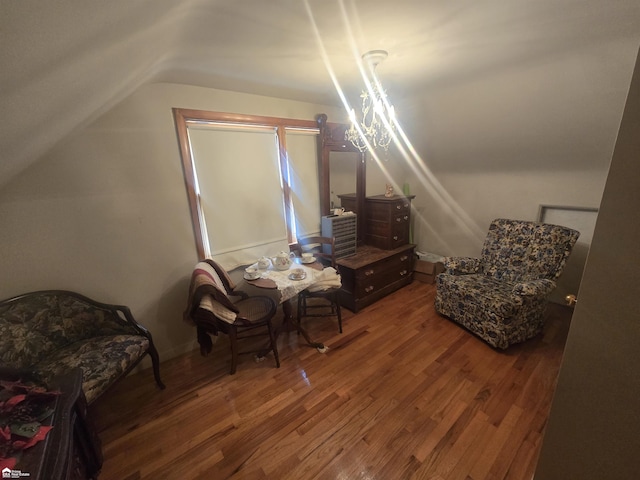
[329,151,358,209]
[316,114,366,242]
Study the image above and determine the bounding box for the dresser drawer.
[366,220,390,237]
[366,196,409,215]
[337,244,415,312]
[391,199,411,214]
[365,222,409,250]
[355,250,413,297]
[393,212,410,225]
[355,268,412,298]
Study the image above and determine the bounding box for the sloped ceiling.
[2,0,639,186]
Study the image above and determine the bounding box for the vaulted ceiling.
[2,0,639,185]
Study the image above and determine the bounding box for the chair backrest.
[186,260,239,320]
[480,218,580,282]
[202,259,237,294]
[290,236,336,268]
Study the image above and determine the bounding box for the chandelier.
[345,50,396,152]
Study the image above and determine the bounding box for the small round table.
[245,258,327,353]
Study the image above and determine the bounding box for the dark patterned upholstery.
[435,218,579,349]
[0,290,165,403]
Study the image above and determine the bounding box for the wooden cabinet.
[334,193,417,312]
[338,193,414,250]
[318,116,420,312]
[364,194,414,250]
[337,244,415,312]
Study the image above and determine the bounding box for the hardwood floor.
[91,281,572,480]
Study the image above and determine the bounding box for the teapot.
[257,256,271,269]
[271,251,295,271]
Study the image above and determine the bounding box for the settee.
[0,290,165,404]
[435,218,579,349]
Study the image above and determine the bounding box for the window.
[282,128,322,240]
[173,108,319,270]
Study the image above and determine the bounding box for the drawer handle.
[400,270,408,276]
[404,215,409,221]
[396,205,401,210]
[404,203,409,208]
[365,286,374,293]
[393,236,398,241]
[396,217,402,222]
[400,255,408,261]
[364,269,375,276]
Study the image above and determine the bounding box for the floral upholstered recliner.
[0,290,165,403]
[435,218,580,349]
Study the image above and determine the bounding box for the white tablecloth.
[255,264,340,302]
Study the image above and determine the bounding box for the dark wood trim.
[316,113,366,242]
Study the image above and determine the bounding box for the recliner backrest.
[480,218,580,282]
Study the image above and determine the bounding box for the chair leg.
[334,292,343,334]
[267,321,280,368]
[146,341,166,389]
[296,294,304,335]
[228,327,238,375]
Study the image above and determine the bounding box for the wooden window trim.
[173,108,318,260]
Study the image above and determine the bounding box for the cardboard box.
[414,258,445,284]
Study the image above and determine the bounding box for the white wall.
[391,38,637,299]
[411,169,606,257]
[0,82,343,365]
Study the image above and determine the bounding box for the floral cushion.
[435,218,579,349]
[31,335,150,404]
[435,274,547,349]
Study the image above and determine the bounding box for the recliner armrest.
[512,279,556,297]
[443,257,482,275]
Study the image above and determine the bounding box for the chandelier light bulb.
[345,50,396,153]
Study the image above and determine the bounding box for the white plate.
[244,273,260,280]
[288,271,307,281]
[300,257,315,264]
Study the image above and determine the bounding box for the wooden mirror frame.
[316,113,366,243]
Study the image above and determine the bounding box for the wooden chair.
[290,236,343,334]
[184,259,280,374]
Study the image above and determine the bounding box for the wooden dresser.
[338,193,414,251]
[364,194,415,250]
[317,116,417,313]
[337,244,415,312]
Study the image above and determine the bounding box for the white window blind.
[284,129,321,238]
[188,125,290,270]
